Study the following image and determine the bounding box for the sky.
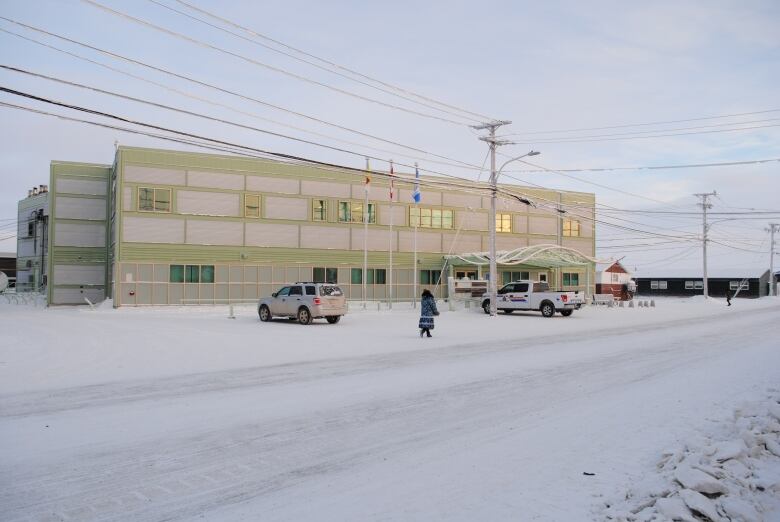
[0,0,778,275]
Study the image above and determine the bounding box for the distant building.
[595,260,633,299]
[16,185,49,292]
[635,270,771,298]
[0,251,16,287]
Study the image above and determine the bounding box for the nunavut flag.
[412,165,421,203]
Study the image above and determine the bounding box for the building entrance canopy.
[444,243,604,269]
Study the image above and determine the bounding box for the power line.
[80,0,473,125]
[171,0,495,122]
[146,0,489,124]
[502,157,780,174]
[502,108,780,136]
[0,18,483,170]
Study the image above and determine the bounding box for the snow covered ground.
[1,296,779,521]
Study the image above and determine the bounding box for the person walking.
[419,289,439,338]
[725,288,732,306]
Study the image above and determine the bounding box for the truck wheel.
[560,309,573,317]
[482,300,491,314]
[502,309,514,314]
[258,305,271,322]
[540,302,555,318]
[297,307,312,325]
[326,315,341,324]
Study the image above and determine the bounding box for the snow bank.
[601,391,780,521]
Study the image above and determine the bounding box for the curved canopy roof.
[444,244,606,269]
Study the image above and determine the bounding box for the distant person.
[725,289,732,306]
[419,289,440,338]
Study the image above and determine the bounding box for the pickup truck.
[481,280,583,317]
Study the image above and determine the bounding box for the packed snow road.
[1,300,779,521]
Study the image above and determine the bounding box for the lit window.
[139,187,171,212]
[338,202,376,223]
[245,194,260,218]
[409,207,453,229]
[496,213,512,233]
[313,199,327,221]
[563,219,581,237]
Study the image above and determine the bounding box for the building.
[0,252,16,287]
[635,270,771,298]
[16,185,49,292]
[44,146,596,306]
[595,260,633,299]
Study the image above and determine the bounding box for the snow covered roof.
[444,244,605,268]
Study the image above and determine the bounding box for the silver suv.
[258,283,347,325]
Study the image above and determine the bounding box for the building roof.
[445,244,604,268]
[635,268,770,279]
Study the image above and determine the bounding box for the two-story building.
[44,146,596,306]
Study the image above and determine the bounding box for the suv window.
[320,285,343,296]
[289,286,303,296]
[276,287,290,297]
[305,286,316,295]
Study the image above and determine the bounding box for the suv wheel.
[482,300,491,314]
[326,315,341,324]
[297,307,312,325]
[258,305,271,322]
[540,302,555,318]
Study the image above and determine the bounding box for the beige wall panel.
[300,180,350,198]
[496,235,528,251]
[563,239,594,256]
[528,237,557,246]
[187,170,244,191]
[53,264,105,285]
[456,211,488,231]
[186,219,243,246]
[300,225,349,250]
[529,216,558,235]
[350,228,397,251]
[580,219,594,237]
[54,196,106,220]
[398,230,441,253]
[245,222,298,247]
[122,187,133,211]
[123,216,184,244]
[497,197,531,212]
[442,233,482,253]
[54,222,106,247]
[378,204,406,226]
[177,190,240,216]
[123,165,185,186]
[246,176,299,194]
[351,184,398,202]
[443,193,481,209]
[51,288,105,305]
[264,196,308,221]
[513,215,528,234]
[399,189,441,206]
[55,177,107,196]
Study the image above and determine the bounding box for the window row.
[350,268,387,285]
[410,207,454,229]
[650,280,668,289]
[170,264,215,283]
[684,280,704,290]
[502,271,530,284]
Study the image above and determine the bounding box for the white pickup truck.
[481,280,583,317]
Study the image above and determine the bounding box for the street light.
[487,150,541,316]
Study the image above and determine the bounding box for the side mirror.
[272,292,277,298]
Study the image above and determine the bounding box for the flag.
[389,161,394,200]
[364,158,371,190]
[412,165,421,203]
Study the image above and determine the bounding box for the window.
[305,285,316,295]
[139,187,171,212]
[185,265,200,283]
[685,281,694,289]
[563,273,579,286]
[276,287,290,297]
[538,273,548,283]
[245,194,260,218]
[201,265,215,284]
[694,281,703,289]
[27,222,35,237]
[409,207,454,229]
[338,201,376,223]
[313,199,327,221]
[563,219,581,237]
[502,271,530,284]
[313,267,338,283]
[650,280,659,289]
[496,213,512,233]
[351,268,386,284]
[419,269,441,285]
[659,281,668,290]
[170,265,184,283]
[289,286,302,296]
[730,281,749,290]
[611,273,620,283]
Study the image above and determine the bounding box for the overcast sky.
[1,0,778,275]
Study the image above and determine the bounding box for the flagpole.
[388,159,394,310]
[413,162,419,309]
[363,157,369,310]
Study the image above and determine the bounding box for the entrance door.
[456,270,477,280]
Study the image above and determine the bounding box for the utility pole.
[694,191,716,299]
[472,120,511,316]
[767,223,779,296]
